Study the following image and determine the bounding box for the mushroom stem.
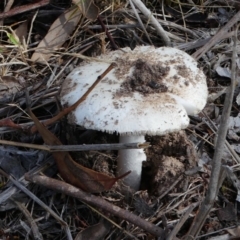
[118,135,146,190]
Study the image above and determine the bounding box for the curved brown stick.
[30,63,116,133]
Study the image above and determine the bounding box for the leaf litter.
[0,0,240,239]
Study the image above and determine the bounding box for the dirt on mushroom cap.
[119,59,169,96]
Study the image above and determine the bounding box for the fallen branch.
[25,173,165,237]
[0,139,150,152]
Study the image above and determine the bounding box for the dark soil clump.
[121,59,170,95]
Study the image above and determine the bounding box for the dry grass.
[0,0,240,239]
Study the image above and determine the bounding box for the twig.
[98,15,118,50]
[192,10,240,60]
[157,18,199,38]
[0,169,73,240]
[159,174,184,200]
[0,0,49,19]
[85,204,138,239]
[0,0,14,26]
[0,139,150,151]
[130,0,171,46]
[196,225,238,239]
[88,24,141,29]
[185,25,238,239]
[11,199,43,240]
[178,31,240,51]
[202,116,240,164]
[166,203,198,240]
[25,173,165,237]
[30,63,116,133]
[123,9,198,38]
[129,0,153,45]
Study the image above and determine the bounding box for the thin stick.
[97,15,118,50]
[0,139,150,152]
[30,63,116,133]
[166,203,198,240]
[12,199,43,240]
[130,0,171,46]
[192,10,240,60]
[202,115,240,164]
[129,0,153,45]
[0,169,73,240]
[0,0,49,19]
[25,173,164,237]
[186,25,238,239]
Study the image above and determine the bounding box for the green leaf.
[6,32,20,46]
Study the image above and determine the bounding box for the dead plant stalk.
[192,10,240,60]
[185,26,238,238]
[130,0,171,46]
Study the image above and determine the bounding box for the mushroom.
[60,46,208,190]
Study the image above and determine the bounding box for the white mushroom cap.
[61,46,208,136]
[61,46,208,190]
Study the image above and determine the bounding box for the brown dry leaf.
[31,7,81,63]
[226,226,240,236]
[14,21,28,44]
[0,76,22,98]
[73,0,99,21]
[74,219,111,240]
[0,118,22,129]
[28,109,130,193]
[217,203,237,222]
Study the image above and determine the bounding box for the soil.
[120,59,170,95]
[143,131,198,196]
[65,126,197,198]
[0,0,238,238]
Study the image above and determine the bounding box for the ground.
[0,0,240,239]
